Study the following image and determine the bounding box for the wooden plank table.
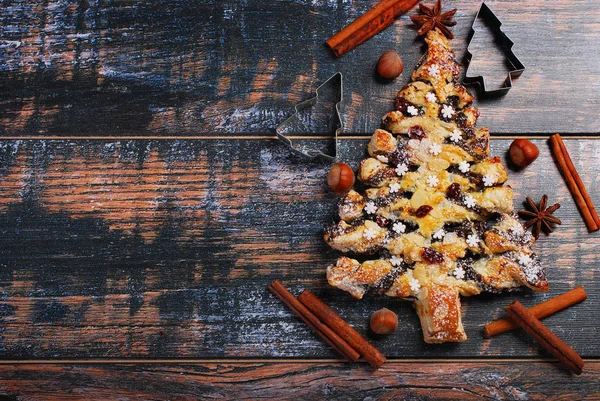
[1,0,599,399]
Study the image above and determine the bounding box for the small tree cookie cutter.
[463,2,525,95]
[276,72,343,162]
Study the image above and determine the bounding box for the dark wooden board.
[0,138,598,359]
[0,361,599,400]
[1,1,600,136]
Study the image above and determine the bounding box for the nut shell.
[377,51,404,80]
[509,139,539,168]
[328,162,355,194]
[370,307,398,334]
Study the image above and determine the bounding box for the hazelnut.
[370,308,398,335]
[509,139,539,168]
[377,51,403,80]
[327,162,355,194]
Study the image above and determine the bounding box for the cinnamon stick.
[298,289,387,369]
[504,301,584,375]
[268,281,360,362]
[326,0,421,57]
[549,134,600,232]
[555,134,600,228]
[484,287,587,337]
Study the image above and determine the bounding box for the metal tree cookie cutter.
[463,2,525,96]
[276,72,343,162]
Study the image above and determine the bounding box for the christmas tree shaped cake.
[324,29,547,343]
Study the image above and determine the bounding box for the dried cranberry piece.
[415,205,433,217]
[394,96,411,114]
[395,97,421,117]
[408,125,426,140]
[422,247,444,263]
[375,216,389,228]
[387,149,408,167]
[446,183,461,200]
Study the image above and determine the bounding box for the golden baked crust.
[324,29,548,344]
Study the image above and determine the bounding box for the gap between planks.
[0,134,595,365]
[0,135,599,141]
[1,358,599,365]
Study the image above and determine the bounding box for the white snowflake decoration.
[428,64,440,77]
[406,105,419,116]
[377,155,389,164]
[429,144,442,156]
[389,183,401,193]
[363,227,377,240]
[392,222,406,234]
[425,92,437,103]
[390,256,403,267]
[466,234,480,248]
[450,129,462,142]
[409,277,421,292]
[441,104,455,119]
[518,254,533,267]
[395,163,409,177]
[433,229,446,240]
[364,201,377,215]
[458,161,470,173]
[453,266,465,280]
[483,174,496,187]
[427,175,439,188]
[463,195,476,208]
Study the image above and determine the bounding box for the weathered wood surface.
[0,138,598,359]
[0,361,599,400]
[1,0,600,136]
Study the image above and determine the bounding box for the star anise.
[410,0,457,39]
[518,195,562,239]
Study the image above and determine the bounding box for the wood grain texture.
[0,361,599,400]
[1,0,599,136]
[0,138,598,359]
